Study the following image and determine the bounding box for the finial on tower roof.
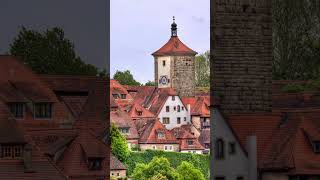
[171,16,177,37]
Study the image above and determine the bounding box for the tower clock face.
[159,76,169,85]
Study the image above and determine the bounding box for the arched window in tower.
[215,138,225,159]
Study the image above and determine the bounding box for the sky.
[111,0,210,83]
[0,0,108,70]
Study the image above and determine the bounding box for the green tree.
[132,157,180,180]
[10,27,99,75]
[145,80,156,86]
[195,51,210,87]
[176,161,205,180]
[273,0,320,80]
[110,123,130,162]
[113,70,141,86]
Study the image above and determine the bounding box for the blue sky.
[111,0,210,83]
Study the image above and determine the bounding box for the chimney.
[247,136,257,180]
[23,144,33,172]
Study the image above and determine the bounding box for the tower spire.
[171,16,177,37]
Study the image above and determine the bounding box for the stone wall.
[171,55,195,97]
[211,0,273,113]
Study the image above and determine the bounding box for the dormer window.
[121,94,126,99]
[158,132,165,139]
[313,141,320,153]
[120,127,130,134]
[137,111,142,116]
[1,145,23,159]
[112,94,119,99]
[34,103,52,119]
[187,139,193,146]
[88,158,102,170]
[8,103,24,118]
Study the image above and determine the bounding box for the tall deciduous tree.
[273,0,320,80]
[113,70,141,86]
[10,27,99,75]
[195,51,210,87]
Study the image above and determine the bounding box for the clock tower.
[152,17,197,97]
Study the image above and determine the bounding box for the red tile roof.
[171,126,204,151]
[110,109,139,140]
[152,36,197,56]
[57,80,109,178]
[135,118,179,144]
[226,112,320,174]
[0,56,58,103]
[110,154,127,170]
[40,74,99,92]
[146,88,178,115]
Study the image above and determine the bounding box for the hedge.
[125,150,210,179]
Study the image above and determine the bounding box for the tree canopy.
[10,27,101,75]
[273,0,320,80]
[131,156,205,180]
[132,157,180,180]
[176,161,205,180]
[195,51,210,87]
[113,70,141,86]
[110,123,130,163]
[145,80,156,86]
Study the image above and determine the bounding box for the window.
[117,173,120,176]
[182,106,184,111]
[163,117,170,124]
[184,117,187,121]
[313,141,320,153]
[173,106,176,111]
[120,94,126,99]
[177,117,181,124]
[34,103,52,119]
[237,177,244,180]
[137,111,142,116]
[1,145,23,159]
[152,145,157,150]
[162,60,166,66]
[164,145,173,151]
[177,105,180,112]
[120,127,130,134]
[172,96,175,101]
[215,138,225,159]
[187,139,193,146]
[112,94,119,99]
[166,106,170,112]
[229,142,236,154]
[8,103,24,118]
[88,158,102,170]
[158,132,165,138]
[193,151,196,153]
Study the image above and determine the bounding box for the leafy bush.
[281,84,305,93]
[126,150,210,179]
[111,123,130,162]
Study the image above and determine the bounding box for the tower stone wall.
[171,55,195,97]
[211,0,273,113]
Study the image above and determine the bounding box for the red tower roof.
[152,36,197,56]
[152,18,197,56]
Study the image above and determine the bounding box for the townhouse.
[0,56,110,180]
